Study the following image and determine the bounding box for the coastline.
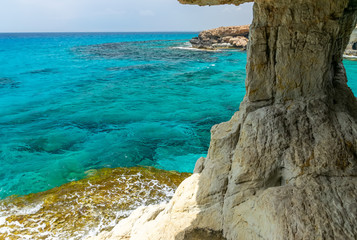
[0,167,190,239]
[0,32,357,239]
[87,0,357,238]
[188,25,357,60]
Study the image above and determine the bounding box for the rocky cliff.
[190,25,250,50]
[89,0,357,239]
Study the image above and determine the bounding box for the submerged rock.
[190,25,250,50]
[0,167,190,239]
[89,0,357,239]
[0,77,19,88]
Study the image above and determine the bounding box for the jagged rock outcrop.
[190,25,250,50]
[345,26,357,57]
[192,25,357,55]
[89,0,357,239]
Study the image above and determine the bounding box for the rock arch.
[89,1,357,239]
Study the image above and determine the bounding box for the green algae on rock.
[0,167,190,240]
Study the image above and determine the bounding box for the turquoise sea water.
[0,33,355,199]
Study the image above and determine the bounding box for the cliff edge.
[89,0,357,239]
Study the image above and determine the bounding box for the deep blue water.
[0,33,355,199]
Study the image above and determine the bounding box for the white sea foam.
[344,54,357,59]
[0,217,6,226]
[14,202,43,216]
[0,168,186,240]
[172,46,222,52]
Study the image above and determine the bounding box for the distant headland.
[191,25,357,59]
[189,25,250,50]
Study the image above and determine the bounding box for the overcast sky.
[0,0,253,32]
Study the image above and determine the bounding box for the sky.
[0,0,253,32]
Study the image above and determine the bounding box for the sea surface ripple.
[0,32,356,200]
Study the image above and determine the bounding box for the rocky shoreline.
[191,25,357,59]
[0,167,190,239]
[89,0,357,239]
[189,25,250,50]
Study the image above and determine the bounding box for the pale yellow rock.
[88,174,225,240]
[229,36,249,48]
[190,25,250,49]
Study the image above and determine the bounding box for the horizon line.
[0,30,201,34]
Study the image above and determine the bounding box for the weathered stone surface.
[190,25,250,50]
[88,174,223,240]
[193,157,205,173]
[228,36,249,48]
[89,0,357,239]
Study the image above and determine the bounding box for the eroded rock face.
[89,0,357,239]
[190,25,250,50]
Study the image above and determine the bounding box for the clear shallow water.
[0,33,355,199]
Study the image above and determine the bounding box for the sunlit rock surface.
[89,0,357,239]
[0,167,190,239]
[190,25,250,50]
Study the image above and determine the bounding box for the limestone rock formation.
[345,26,357,57]
[89,0,357,239]
[180,0,251,6]
[190,25,250,50]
